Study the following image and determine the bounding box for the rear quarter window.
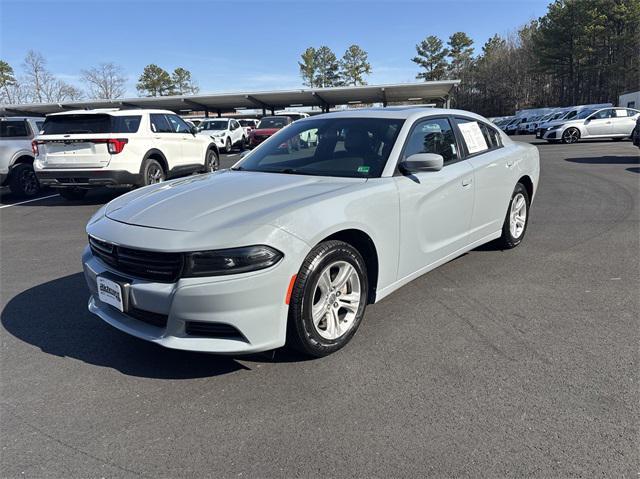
[0,120,30,138]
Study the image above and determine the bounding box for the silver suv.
[0,117,44,197]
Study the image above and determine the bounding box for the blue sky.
[1,0,550,97]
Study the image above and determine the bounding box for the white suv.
[33,109,219,200]
[197,118,246,153]
[1,116,45,197]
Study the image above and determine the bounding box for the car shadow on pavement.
[565,155,640,165]
[627,167,640,174]
[1,273,255,379]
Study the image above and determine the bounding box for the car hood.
[105,170,365,232]
[252,128,280,136]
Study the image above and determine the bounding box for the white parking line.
[0,194,59,209]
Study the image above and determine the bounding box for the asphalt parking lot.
[1,138,638,478]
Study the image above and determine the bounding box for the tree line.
[408,0,640,116]
[0,52,199,103]
[1,0,638,115]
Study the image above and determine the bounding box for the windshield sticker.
[357,166,370,174]
[457,121,488,154]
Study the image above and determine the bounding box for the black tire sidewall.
[142,159,165,186]
[9,163,39,197]
[289,241,368,357]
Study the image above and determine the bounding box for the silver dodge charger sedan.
[83,107,540,357]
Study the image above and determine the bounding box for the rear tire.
[8,163,40,197]
[204,148,219,172]
[287,240,369,358]
[58,187,87,201]
[141,159,165,186]
[496,183,530,249]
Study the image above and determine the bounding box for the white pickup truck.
[0,116,44,197]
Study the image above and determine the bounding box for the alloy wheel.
[206,150,219,172]
[563,128,579,144]
[147,164,164,184]
[310,260,361,340]
[509,193,527,239]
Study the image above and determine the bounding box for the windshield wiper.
[231,166,244,171]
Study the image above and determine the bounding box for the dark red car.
[248,116,292,148]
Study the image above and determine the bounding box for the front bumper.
[36,169,141,188]
[82,244,296,354]
[542,130,558,140]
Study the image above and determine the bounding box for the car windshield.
[258,117,288,129]
[41,114,141,134]
[199,120,228,131]
[576,109,596,119]
[236,117,404,178]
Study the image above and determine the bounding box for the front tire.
[224,137,232,154]
[287,240,369,357]
[497,183,530,249]
[562,127,580,144]
[58,187,88,201]
[8,163,40,197]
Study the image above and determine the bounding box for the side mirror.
[399,153,444,173]
[190,126,198,135]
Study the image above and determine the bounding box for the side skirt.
[375,230,502,303]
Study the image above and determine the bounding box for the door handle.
[462,178,472,187]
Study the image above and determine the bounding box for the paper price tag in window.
[457,121,488,154]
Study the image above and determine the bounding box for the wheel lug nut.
[333,302,338,307]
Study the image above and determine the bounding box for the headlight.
[549,124,564,131]
[182,245,283,277]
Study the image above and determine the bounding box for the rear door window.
[150,114,172,133]
[455,117,503,153]
[0,120,30,137]
[166,114,191,133]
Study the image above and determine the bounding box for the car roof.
[1,116,44,121]
[303,107,489,122]
[46,108,174,117]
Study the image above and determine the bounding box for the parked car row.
[0,108,314,198]
[492,105,640,144]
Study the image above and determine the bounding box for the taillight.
[106,138,128,154]
[91,138,128,154]
[31,140,39,156]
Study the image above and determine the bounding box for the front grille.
[89,236,183,282]
[185,321,245,340]
[127,307,168,328]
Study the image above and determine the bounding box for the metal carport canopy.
[0,80,460,116]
